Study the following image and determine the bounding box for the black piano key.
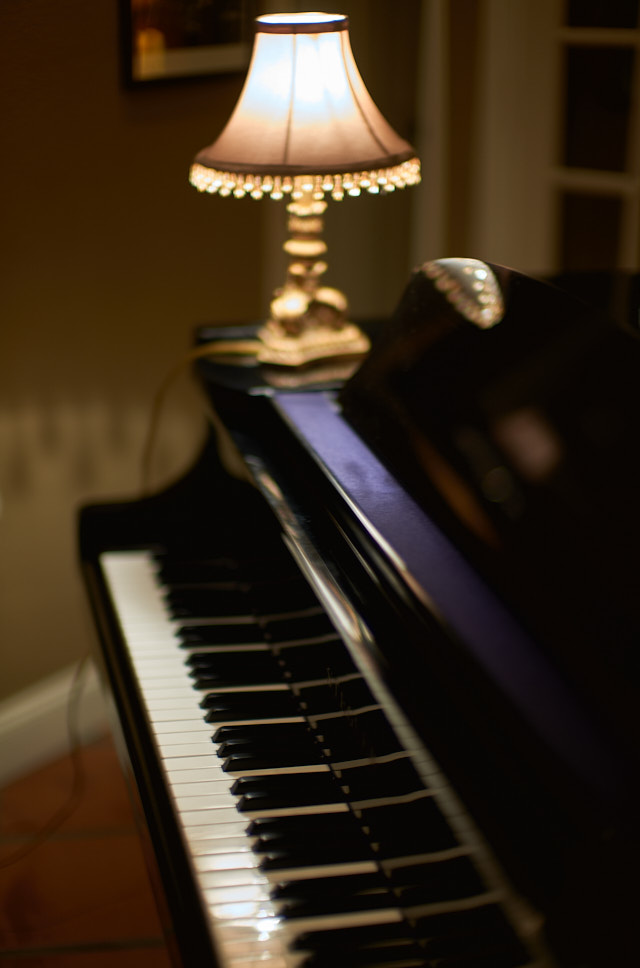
[154,555,242,583]
[246,811,363,842]
[387,856,485,905]
[178,623,263,646]
[264,611,339,643]
[168,579,319,619]
[357,798,458,856]
[222,747,324,771]
[201,690,300,720]
[232,771,343,811]
[213,721,317,751]
[296,677,376,715]
[166,586,250,618]
[191,671,280,691]
[187,651,283,688]
[258,840,373,869]
[253,819,374,868]
[273,871,393,917]
[314,709,404,760]
[412,904,530,967]
[186,649,281,675]
[292,921,423,963]
[156,553,296,584]
[187,650,280,671]
[280,641,360,680]
[273,870,387,900]
[336,757,425,800]
[256,837,372,872]
[249,578,320,614]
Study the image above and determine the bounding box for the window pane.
[559,193,622,270]
[562,47,634,171]
[566,0,639,28]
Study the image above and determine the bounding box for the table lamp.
[189,11,421,368]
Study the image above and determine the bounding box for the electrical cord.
[0,337,259,868]
[140,338,260,494]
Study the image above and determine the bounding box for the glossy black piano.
[79,261,640,968]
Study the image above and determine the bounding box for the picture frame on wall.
[122,0,256,84]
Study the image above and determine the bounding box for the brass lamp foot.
[257,321,370,367]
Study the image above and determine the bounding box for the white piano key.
[227,958,290,968]
[210,901,279,921]
[188,836,254,856]
[262,860,378,883]
[127,668,190,682]
[155,731,215,747]
[194,684,291,694]
[215,919,286,953]
[163,755,223,773]
[228,960,291,968]
[404,890,502,920]
[194,851,261,873]
[182,823,252,842]
[182,643,270,654]
[198,868,268,890]
[310,704,380,722]
[140,686,202,701]
[350,788,433,811]
[124,653,187,666]
[280,908,403,937]
[199,717,305,729]
[170,780,236,797]
[243,803,348,819]
[203,884,272,905]
[159,743,218,759]
[381,845,471,870]
[152,720,210,735]
[142,697,205,711]
[181,808,247,826]
[223,764,329,778]
[125,635,182,648]
[166,769,229,785]
[173,794,238,811]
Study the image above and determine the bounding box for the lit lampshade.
[190,12,420,367]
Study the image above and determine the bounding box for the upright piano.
[79,260,640,968]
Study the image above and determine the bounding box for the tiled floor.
[0,734,172,967]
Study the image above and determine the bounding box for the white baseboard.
[0,660,109,788]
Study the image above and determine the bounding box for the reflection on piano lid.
[79,262,640,968]
[340,259,640,772]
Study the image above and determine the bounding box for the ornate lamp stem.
[255,189,369,367]
[281,193,329,319]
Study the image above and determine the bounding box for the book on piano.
[79,260,640,968]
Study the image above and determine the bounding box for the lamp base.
[256,317,370,367]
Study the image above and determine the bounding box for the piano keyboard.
[100,548,540,968]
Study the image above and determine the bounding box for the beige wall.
[0,0,265,700]
[0,0,421,701]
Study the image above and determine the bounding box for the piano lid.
[338,259,640,775]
